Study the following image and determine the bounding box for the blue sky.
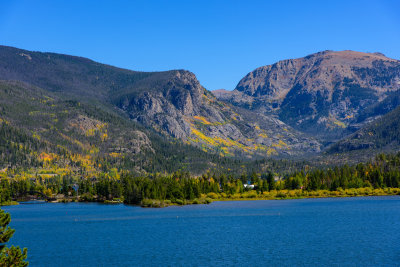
[0,0,399,90]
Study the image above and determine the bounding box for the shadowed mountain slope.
[328,106,400,153]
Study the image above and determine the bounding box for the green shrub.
[206,192,219,199]
[390,188,400,194]
[205,198,213,204]
[247,191,258,198]
[276,191,287,198]
[80,192,95,202]
[174,199,185,205]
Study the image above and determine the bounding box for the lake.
[3,196,400,266]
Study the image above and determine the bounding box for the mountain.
[218,50,400,143]
[0,79,235,174]
[0,45,320,157]
[328,105,400,153]
[2,79,307,175]
[212,89,232,99]
[2,45,400,172]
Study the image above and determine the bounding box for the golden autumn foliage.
[39,152,56,162]
[189,126,281,156]
[193,116,212,125]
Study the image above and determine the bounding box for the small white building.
[243,184,255,189]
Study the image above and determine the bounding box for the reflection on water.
[19,200,47,205]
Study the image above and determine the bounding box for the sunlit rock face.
[219,50,400,142]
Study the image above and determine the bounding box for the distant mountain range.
[1,45,400,171]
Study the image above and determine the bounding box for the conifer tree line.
[1,153,400,205]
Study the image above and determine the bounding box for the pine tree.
[266,172,276,191]
[0,209,28,266]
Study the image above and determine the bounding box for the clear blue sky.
[1,0,399,91]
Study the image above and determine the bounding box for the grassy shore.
[3,187,399,208]
[141,187,400,207]
[0,200,19,206]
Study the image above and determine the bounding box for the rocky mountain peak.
[236,50,399,100]
[164,70,205,115]
[220,50,400,142]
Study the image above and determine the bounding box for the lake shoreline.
[3,187,399,208]
[141,189,400,207]
[0,200,19,206]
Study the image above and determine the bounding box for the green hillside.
[328,106,400,153]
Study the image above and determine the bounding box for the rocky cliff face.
[220,50,400,142]
[115,70,204,138]
[114,70,321,156]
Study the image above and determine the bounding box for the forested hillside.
[328,106,400,153]
[0,80,256,175]
[0,45,320,157]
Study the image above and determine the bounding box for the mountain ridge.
[217,50,400,143]
[2,45,400,163]
[0,45,321,157]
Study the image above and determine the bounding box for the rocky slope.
[328,105,400,153]
[218,50,400,143]
[111,70,321,157]
[0,45,320,157]
[0,79,268,174]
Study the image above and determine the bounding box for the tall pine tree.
[0,209,28,266]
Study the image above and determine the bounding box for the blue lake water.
[3,196,400,266]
